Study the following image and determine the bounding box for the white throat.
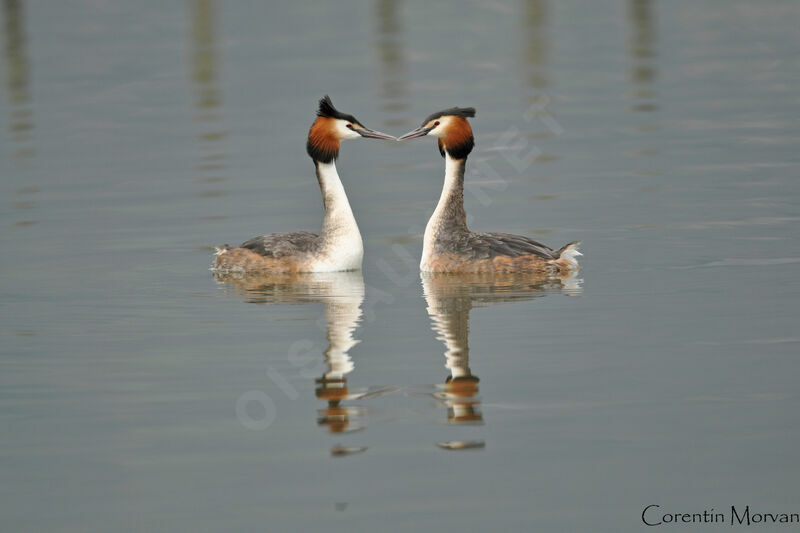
[315,161,363,272]
[421,154,464,269]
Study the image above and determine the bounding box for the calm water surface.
[2,1,799,531]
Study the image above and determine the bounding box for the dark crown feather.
[421,106,476,126]
[316,95,360,125]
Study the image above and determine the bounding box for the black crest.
[316,95,361,126]
[422,106,476,126]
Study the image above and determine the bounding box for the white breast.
[420,216,440,271]
[312,161,364,272]
[311,231,363,272]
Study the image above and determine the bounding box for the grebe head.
[397,106,476,159]
[307,95,395,163]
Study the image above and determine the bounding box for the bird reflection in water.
[213,271,372,450]
[213,269,582,454]
[422,271,581,450]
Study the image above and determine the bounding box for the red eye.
[346,124,354,129]
[434,121,440,126]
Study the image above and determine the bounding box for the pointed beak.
[397,126,433,141]
[357,127,396,140]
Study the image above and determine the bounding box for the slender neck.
[315,161,359,238]
[429,154,468,233]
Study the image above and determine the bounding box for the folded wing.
[466,232,557,260]
[240,231,321,258]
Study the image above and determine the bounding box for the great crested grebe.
[398,107,581,274]
[213,96,394,273]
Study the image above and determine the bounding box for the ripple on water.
[436,441,485,451]
[694,258,800,268]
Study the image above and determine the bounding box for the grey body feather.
[239,231,321,258]
[436,231,557,260]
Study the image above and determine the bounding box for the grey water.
[1,1,799,531]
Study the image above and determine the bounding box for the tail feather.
[555,241,581,270]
